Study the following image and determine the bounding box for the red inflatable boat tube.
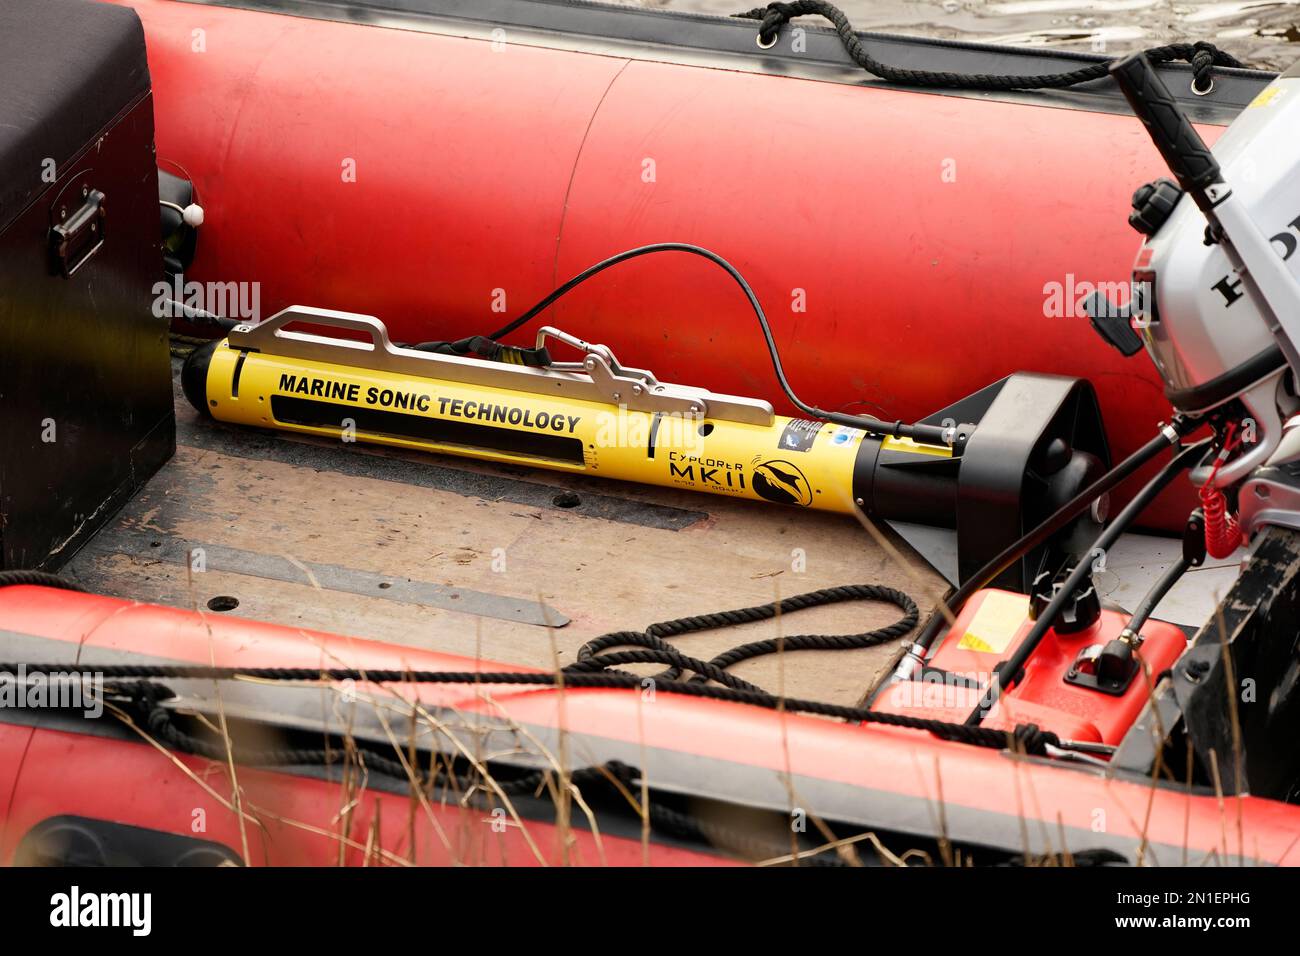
[111,0,1228,530]
[2,587,1298,865]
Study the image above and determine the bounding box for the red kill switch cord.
[1199,423,1244,559]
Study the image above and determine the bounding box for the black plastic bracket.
[1083,290,1145,357]
[159,168,198,276]
[1065,654,1139,696]
[955,374,1111,591]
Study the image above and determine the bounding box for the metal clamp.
[229,307,775,426]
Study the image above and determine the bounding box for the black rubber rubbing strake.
[0,571,84,592]
[736,1,1243,91]
[120,687,853,864]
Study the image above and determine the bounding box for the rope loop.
[735,1,1245,92]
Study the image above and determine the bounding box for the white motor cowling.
[1120,58,1300,488]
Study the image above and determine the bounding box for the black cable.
[487,242,955,445]
[159,297,237,333]
[735,1,1244,92]
[890,418,1198,684]
[1125,555,1191,637]
[396,334,553,369]
[964,437,1210,725]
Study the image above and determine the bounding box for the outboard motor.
[880,56,1300,776]
[1101,55,1300,545]
[1094,55,1300,799]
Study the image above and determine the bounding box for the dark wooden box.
[0,0,174,570]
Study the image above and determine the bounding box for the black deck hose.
[1124,555,1192,636]
[963,437,1210,724]
[889,418,1200,684]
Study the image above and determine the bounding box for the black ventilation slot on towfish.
[270,396,585,465]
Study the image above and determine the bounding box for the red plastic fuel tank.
[873,588,1187,745]
[109,0,1234,529]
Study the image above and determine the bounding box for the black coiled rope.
[570,583,918,692]
[0,574,1056,755]
[736,0,1244,93]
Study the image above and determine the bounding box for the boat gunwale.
[172,0,1276,122]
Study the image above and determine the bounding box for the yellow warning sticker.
[1248,87,1285,109]
[880,435,953,459]
[956,591,1030,654]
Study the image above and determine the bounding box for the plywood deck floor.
[65,363,946,705]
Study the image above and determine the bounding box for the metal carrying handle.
[227,307,774,426]
[233,306,394,353]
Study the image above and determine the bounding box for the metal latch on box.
[49,186,106,278]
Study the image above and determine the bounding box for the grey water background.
[632,0,1298,70]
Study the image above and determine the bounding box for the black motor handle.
[1109,53,1223,209]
